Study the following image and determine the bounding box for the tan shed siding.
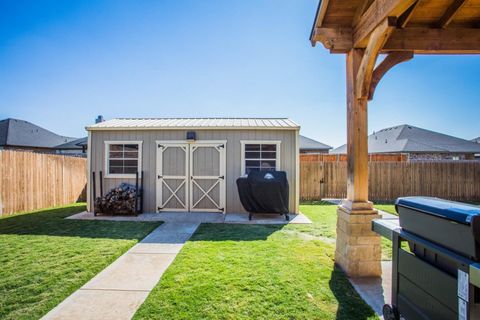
[89,129,298,213]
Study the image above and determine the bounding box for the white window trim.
[104,141,143,178]
[240,140,281,175]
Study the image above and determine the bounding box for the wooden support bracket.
[355,17,397,99]
[368,51,414,100]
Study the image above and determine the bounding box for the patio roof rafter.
[310,0,480,278]
[353,0,417,47]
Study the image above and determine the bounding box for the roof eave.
[310,1,321,46]
[86,126,300,131]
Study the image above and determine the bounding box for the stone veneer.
[335,206,382,277]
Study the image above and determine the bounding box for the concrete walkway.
[45,211,310,319]
[42,222,199,320]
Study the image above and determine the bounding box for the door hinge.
[157,206,162,211]
[158,175,162,179]
[158,144,164,149]
[219,175,225,180]
[217,144,225,149]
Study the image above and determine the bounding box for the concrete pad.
[42,289,149,320]
[349,261,392,317]
[68,211,312,225]
[378,210,398,220]
[224,213,312,224]
[82,253,177,291]
[128,243,184,254]
[156,212,225,223]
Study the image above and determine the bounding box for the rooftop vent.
[95,115,104,124]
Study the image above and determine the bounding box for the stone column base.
[335,203,382,277]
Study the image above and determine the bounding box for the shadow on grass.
[329,266,378,320]
[189,223,285,242]
[0,205,160,240]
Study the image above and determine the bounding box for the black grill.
[397,197,480,262]
[236,170,289,220]
[378,197,480,320]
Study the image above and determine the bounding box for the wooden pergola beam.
[353,0,417,47]
[312,27,353,52]
[312,27,480,54]
[356,17,397,99]
[369,52,414,100]
[385,28,480,53]
[437,0,467,28]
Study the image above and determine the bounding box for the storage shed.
[86,118,300,214]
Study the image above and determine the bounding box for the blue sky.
[0,0,479,147]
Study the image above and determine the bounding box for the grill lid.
[396,197,480,225]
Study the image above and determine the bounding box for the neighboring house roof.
[300,135,332,151]
[55,137,87,149]
[471,137,480,144]
[330,124,480,154]
[0,118,77,149]
[87,118,300,130]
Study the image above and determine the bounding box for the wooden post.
[99,170,103,197]
[92,171,96,216]
[335,49,382,277]
[140,171,144,213]
[343,48,375,209]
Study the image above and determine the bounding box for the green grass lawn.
[134,202,379,320]
[0,204,160,320]
[374,204,397,215]
[372,203,396,260]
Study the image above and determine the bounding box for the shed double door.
[157,141,226,213]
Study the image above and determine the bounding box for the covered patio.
[310,0,480,277]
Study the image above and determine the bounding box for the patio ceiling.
[311,0,480,54]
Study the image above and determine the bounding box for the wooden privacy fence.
[300,161,480,202]
[0,150,87,216]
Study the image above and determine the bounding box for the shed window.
[241,141,281,174]
[105,141,142,177]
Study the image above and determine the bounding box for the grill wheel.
[382,304,400,320]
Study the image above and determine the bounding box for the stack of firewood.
[94,183,137,215]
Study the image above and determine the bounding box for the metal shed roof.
[87,118,300,131]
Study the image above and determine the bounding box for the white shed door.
[157,141,225,213]
[189,142,226,212]
[157,143,189,211]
